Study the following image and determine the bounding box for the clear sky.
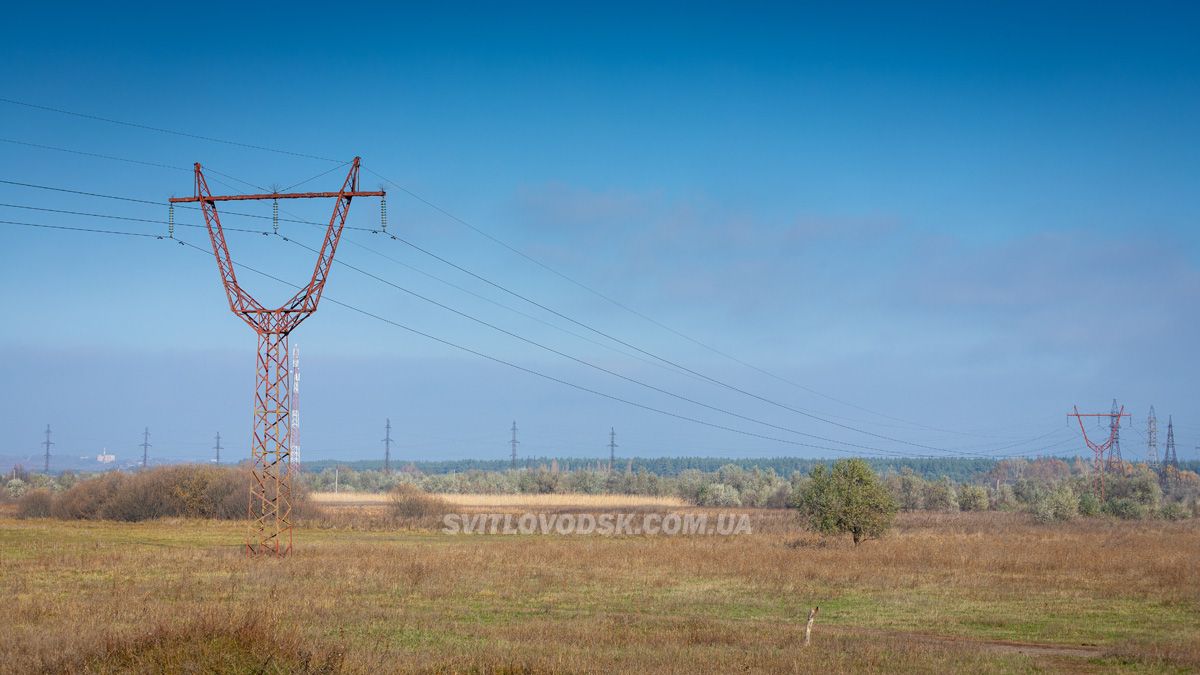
[1,2,1197,466]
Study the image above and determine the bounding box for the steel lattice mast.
[170,157,383,556]
[1105,399,1127,474]
[1146,406,1159,468]
[1068,404,1130,500]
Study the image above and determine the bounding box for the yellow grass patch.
[310,491,687,508]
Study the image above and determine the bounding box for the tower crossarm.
[169,157,384,335]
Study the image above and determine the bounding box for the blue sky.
[1,2,1197,466]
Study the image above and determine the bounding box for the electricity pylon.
[510,421,519,469]
[608,427,618,472]
[1068,404,1130,500]
[170,158,383,556]
[1146,406,1159,467]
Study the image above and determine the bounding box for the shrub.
[52,473,126,519]
[5,478,28,500]
[16,488,54,518]
[389,483,450,520]
[892,469,925,511]
[1160,502,1189,521]
[1032,484,1078,524]
[922,477,958,512]
[989,483,1018,511]
[762,483,794,509]
[43,466,301,522]
[957,485,988,512]
[1078,491,1101,517]
[1105,497,1148,520]
[794,459,897,545]
[695,482,741,507]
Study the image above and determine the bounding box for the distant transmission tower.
[1163,416,1179,470]
[140,427,152,469]
[214,432,223,464]
[42,424,53,473]
[608,427,618,471]
[1105,399,1126,473]
[1068,404,1129,500]
[382,418,393,474]
[510,421,519,469]
[1146,406,1159,467]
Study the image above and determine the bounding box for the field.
[311,491,688,509]
[2,498,1198,673]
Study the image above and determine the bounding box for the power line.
[169,236,918,458]
[174,236,1054,460]
[0,201,270,235]
[367,230,985,455]
[363,166,1000,440]
[0,96,1017,439]
[0,217,163,238]
[0,178,363,230]
[0,137,258,194]
[278,234,977,457]
[0,207,1066,460]
[2,170,975,447]
[0,97,341,163]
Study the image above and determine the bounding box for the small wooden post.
[804,606,819,646]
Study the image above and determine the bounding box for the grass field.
[311,491,688,509]
[1,502,1197,673]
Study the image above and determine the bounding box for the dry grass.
[1,511,1196,673]
[311,491,687,509]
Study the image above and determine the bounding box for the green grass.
[1,513,1197,673]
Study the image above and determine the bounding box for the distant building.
[97,452,115,464]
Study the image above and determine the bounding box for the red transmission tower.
[1068,404,1130,501]
[171,158,383,555]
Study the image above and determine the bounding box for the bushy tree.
[957,485,988,511]
[6,478,28,499]
[696,482,741,507]
[922,476,958,511]
[1032,483,1078,523]
[794,459,897,545]
[1077,490,1101,516]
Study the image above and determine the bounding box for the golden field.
[311,491,688,509]
[1,504,1197,673]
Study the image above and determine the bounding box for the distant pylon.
[42,424,53,473]
[510,421,519,469]
[1105,399,1126,473]
[1068,404,1129,500]
[140,427,152,469]
[214,432,223,464]
[382,418,393,474]
[1163,416,1178,470]
[1146,406,1159,467]
[608,427,618,471]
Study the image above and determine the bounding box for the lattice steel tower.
[1146,406,1159,467]
[510,421,519,469]
[1105,399,1125,473]
[170,158,383,556]
[42,424,53,473]
[608,427,618,471]
[1068,404,1130,500]
[1163,416,1178,470]
[382,418,393,474]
